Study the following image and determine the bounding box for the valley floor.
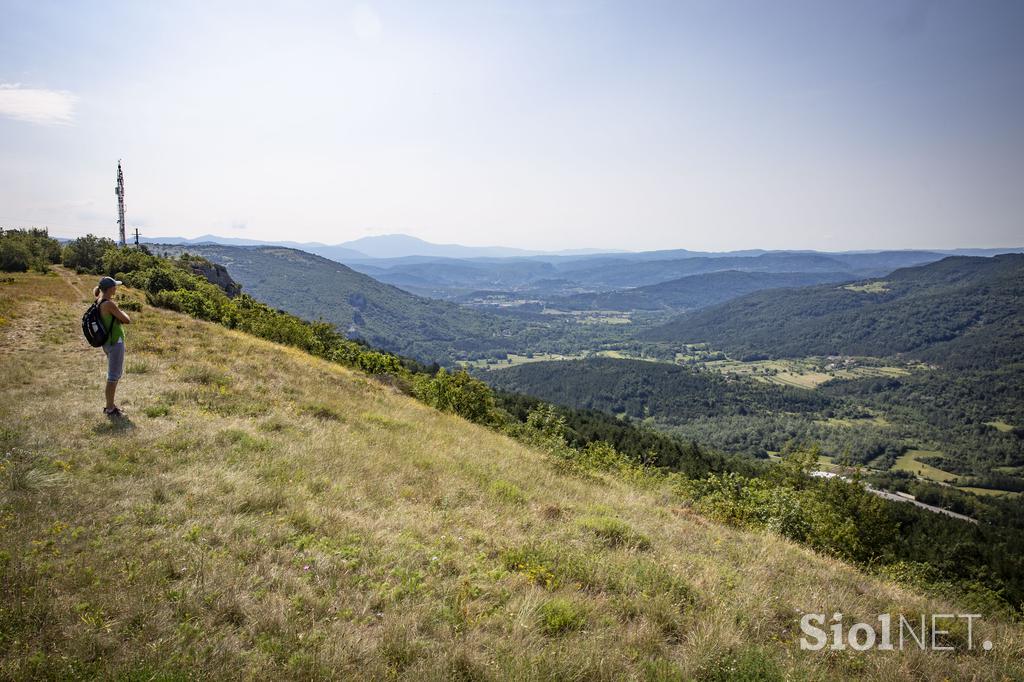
[1,269,1022,680]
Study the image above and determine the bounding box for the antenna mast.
[115,160,126,247]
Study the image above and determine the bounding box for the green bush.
[117,295,143,312]
[537,598,586,636]
[0,228,61,272]
[121,262,195,294]
[577,515,651,550]
[683,457,898,565]
[0,239,31,272]
[102,246,158,277]
[509,403,569,451]
[576,441,634,472]
[413,368,496,425]
[151,288,229,322]
[61,234,117,274]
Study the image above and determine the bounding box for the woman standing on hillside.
[95,276,131,417]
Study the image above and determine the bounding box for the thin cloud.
[351,4,382,42]
[0,83,78,125]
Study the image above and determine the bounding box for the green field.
[891,451,1024,498]
[703,356,910,389]
[541,309,633,325]
[817,414,890,428]
[957,486,1022,499]
[986,420,1016,433]
[459,352,586,370]
[462,349,674,371]
[842,281,890,294]
[892,449,957,483]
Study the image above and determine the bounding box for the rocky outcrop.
[186,259,242,297]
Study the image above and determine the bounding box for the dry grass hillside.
[1,268,1022,680]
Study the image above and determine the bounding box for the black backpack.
[82,301,110,347]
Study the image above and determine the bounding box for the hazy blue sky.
[1,1,1022,251]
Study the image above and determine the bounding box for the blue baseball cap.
[98,276,122,290]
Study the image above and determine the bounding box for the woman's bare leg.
[106,381,118,410]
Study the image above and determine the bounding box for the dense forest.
[547,270,853,312]
[484,357,828,422]
[481,356,1024,483]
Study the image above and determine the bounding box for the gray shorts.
[103,339,125,382]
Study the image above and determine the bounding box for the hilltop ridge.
[1,268,1022,679]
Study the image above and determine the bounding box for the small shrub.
[502,545,560,590]
[126,360,149,374]
[578,516,651,551]
[413,368,496,425]
[118,295,143,312]
[143,404,170,418]
[538,598,586,636]
[2,449,66,493]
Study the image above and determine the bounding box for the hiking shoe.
[103,406,123,418]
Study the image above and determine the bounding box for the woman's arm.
[101,300,131,324]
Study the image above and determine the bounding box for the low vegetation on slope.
[1,266,1023,677]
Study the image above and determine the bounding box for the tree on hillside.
[0,228,62,272]
[61,234,117,274]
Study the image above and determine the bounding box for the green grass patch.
[216,428,272,453]
[143,403,171,418]
[538,597,587,636]
[178,363,231,387]
[698,646,783,681]
[893,449,956,483]
[577,515,651,550]
[126,360,150,374]
[488,479,527,505]
[842,281,890,294]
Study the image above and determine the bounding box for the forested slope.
[646,254,1024,369]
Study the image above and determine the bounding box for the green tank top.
[100,304,125,346]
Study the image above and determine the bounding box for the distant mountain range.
[143,233,1022,264]
[348,249,984,300]
[143,233,616,261]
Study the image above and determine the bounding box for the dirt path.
[57,265,87,300]
[0,267,82,355]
